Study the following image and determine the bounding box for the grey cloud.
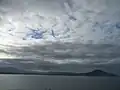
[6,43,120,65]
[0,0,117,16]
[0,56,120,75]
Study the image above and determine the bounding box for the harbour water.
[0,75,119,90]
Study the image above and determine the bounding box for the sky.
[0,0,120,74]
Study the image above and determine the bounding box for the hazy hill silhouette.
[0,67,25,74]
[0,67,118,77]
[84,70,117,76]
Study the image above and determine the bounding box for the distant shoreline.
[0,70,118,77]
[0,74,119,77]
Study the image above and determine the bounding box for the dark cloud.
[7,59,120,75]
[0,56,120,75]
[5,42,120,65]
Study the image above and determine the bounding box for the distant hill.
[30,69,118,77]
[25,69,118,77]
[84,70,117,77]
[0,68,118,77]
[0,67,25,74]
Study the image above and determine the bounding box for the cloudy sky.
[0,0,120,74]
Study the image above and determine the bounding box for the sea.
[0,75,119,90]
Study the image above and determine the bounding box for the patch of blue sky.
[24,28,46,40]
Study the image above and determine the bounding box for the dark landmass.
[0,67,118,77]
[0,67,25,73]
[84,70,117,77]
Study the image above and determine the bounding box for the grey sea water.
[0,75,119,90]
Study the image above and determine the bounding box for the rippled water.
[0,75,119,90]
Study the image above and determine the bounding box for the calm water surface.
[0,75,119,90]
